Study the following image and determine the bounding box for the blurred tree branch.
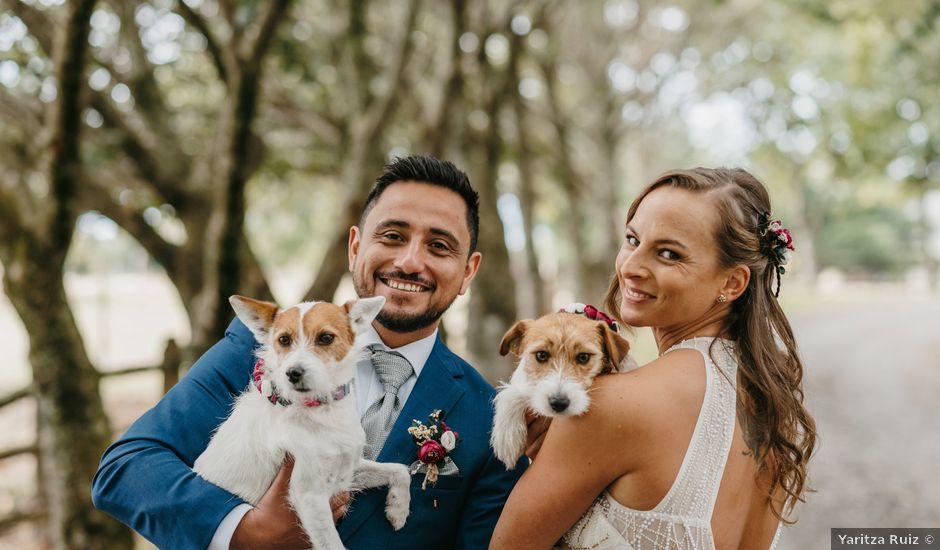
[303,0,422,302]
[176,0,229,82]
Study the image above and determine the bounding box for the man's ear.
[230,295,278,342]
[458,251,482,295]
[722,264,751,302]
[499,320,529,357]
[597,324,631,368]
[348,226,361,272]
[344,296,386,335]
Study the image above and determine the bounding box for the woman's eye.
[278,334,292,347]
[576,353,591,364]
[316,333,335,345]
[625,235,639,247]
[659,249,680,261]
[535,351,549,363]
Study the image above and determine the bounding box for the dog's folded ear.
[344,296,386,335]
[230,295,278,341]
[597,323,630,369]
[499,320,529,357]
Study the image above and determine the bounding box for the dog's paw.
[492,428,525,470]
[491,386,529,469]
[385,498,409,531]
[384,488,410,530]
[491,410,528,469]
[384,466,411,530]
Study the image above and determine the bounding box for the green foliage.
[2,0,939,285]
[816,203,917,275]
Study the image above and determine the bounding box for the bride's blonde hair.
[603,167,817,522]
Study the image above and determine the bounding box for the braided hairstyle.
[603,167,816,522]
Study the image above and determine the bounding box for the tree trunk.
[303,149,387,303]
[508,21,548,317]
[465,39,517,382]
[0,1,134,546]
[190,0,292,354]
[3,264,133,550]
[466,139,517,382]
[539,52,591,299]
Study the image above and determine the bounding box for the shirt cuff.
[208,503,253,550]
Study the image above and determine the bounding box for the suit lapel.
[339,335,466,540]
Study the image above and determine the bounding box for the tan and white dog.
[491,307,634,469]
[193,295,410,550]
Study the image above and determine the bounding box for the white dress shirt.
[208,326,437,549]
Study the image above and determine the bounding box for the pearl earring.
[717,294,727,303]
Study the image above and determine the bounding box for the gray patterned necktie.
[361,345,414,460]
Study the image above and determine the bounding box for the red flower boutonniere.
[407,409,461,490]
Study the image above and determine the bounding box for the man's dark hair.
[360,154,481,254]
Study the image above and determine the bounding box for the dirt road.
[781,297,940,548]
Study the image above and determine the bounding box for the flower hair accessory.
[559,303,620,333]
[407,409,461,490]
[758,212,795,297]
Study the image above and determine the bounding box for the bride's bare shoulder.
[585,349,706,429]
[590,349,709,412]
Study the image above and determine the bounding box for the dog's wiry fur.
[491,312,632,469]
[193,295,410,550]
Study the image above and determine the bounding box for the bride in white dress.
[491,168,817,549]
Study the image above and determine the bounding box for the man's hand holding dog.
[231,456,350,549]
[524,410,552,461]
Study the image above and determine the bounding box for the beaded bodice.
[561,337,771,550]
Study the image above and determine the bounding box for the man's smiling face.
[348,181,481,337]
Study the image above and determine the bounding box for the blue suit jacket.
[92,318,524,549]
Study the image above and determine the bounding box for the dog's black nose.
[548,394,570,413]
[286,367,304,384]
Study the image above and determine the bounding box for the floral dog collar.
[252,358,352,408]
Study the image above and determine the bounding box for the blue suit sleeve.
[454,445,527,549]
[91,318,257,550]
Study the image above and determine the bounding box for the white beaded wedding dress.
[559,337,781,550]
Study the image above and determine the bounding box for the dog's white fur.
[491,312,634,469]
[193,295,410,550]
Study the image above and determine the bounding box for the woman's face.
[614,186,731,329]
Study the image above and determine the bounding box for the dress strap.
[656,337,738,520]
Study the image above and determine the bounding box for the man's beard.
[354,270,455,333]
[375,304,449,333]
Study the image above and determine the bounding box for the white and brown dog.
[193,295,410,550]
[491,305,635,469]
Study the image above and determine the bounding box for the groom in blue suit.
[92,155,525,549]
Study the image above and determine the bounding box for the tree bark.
[191,0,292,353]
[538,48,591,299]
[0,0,134,547]
[507,20,548,316]
[465,23,518,383]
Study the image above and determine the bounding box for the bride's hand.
[524,409,552,461]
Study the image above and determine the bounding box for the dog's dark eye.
[534,351,549,363]
[316,333,335,345]
[278,334,292,347]
[576,352,591,364]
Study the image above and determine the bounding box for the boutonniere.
[407,409,461,490]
